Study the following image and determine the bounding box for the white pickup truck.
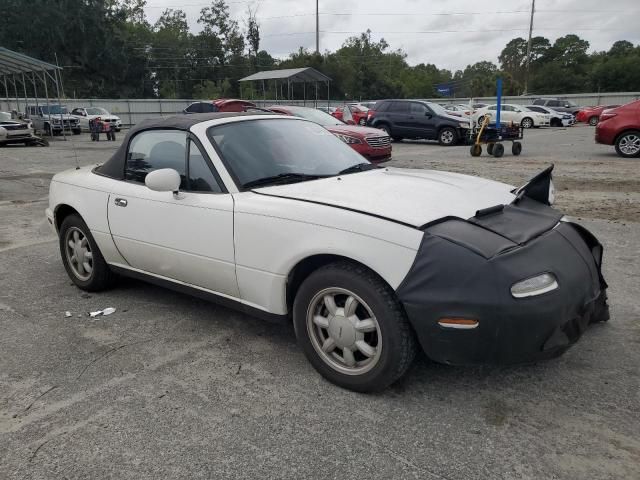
[25,105,81,136]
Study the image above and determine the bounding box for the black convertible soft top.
[97,112,269,179]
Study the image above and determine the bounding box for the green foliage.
[0,2,637,100]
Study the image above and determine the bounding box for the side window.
[388,102,409,113]
[503,105,516,112]
[202,103,216,113]
[533,99,544,105]
[375,102,389,113]
[125,130,187,187]
[488,106,497,111]
[528,106,542,113]
[410,103,429,115]
[187,140,222,193]
[186,103,201,113]
[548,100,560,107]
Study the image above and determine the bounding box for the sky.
[144,0,640,71]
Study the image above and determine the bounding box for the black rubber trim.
[252,190,419,230]
[110,265,288,324]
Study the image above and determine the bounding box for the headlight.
[548,180,555,205]
[459,122,470,129]
[335,133,362,145]
[511,273,558,298]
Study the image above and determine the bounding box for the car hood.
[325,124,387,137]
[257,168,515,227]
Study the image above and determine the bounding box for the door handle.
[114,198,128,207]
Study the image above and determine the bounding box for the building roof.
[239,67,331,83]
[0,47,61,76]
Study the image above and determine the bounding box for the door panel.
[108,183,238,297]
[408,103,436,139]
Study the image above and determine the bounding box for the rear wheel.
[470,144,482,156]
[293,262,417,392]
[59,214,115,291]
[487,143,495,155]
[521,117,534,129]
[492,143,505,157]
[512,141,522,156]
[615,131,640,158]
[438,127,458,146]
[588,116,599,126]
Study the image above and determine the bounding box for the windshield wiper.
[243,173,328,189]
[338,163,379,175]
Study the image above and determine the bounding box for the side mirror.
[145,168,181,193]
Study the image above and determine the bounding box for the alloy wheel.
[521,118,533,128]
[618,134,640,156]
[306,287,382,375]
[440,129,455,145]
[65,227,93,281]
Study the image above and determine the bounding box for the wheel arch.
[54,203,82,232]
[614,128,640,145]
[286,254,395,314]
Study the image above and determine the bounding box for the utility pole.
[315,0,319,54]
[524,0,535,95]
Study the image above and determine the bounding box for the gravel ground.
[1,125,639,479]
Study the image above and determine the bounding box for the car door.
[407,102,437,139]
[386,101,411,135]
[500,105,518,123]
[107,129,239,297]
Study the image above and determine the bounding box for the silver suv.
[532,98,583,116]
[26,105,81,135]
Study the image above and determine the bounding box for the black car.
[367,99,470,145]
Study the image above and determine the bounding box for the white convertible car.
[47,113,609,391]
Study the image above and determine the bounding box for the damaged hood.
[258,168,516,227]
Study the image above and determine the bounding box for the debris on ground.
[64,311,72,318]
[89,307,116,317]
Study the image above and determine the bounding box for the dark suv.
[366,100,470,145]
[532,98,583,116]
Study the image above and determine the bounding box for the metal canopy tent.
[239,67,332,108]
[0,47,64,135]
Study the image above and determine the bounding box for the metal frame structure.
[239,67,332,108]
[0,47,64,136]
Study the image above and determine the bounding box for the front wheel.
[512,141,522,156]
[615,131,640,158]
[588,116,599,126]
[293,262,417,392]
[521,117,534,129]
[59,214,115,291]
[438,127,458,146]
[470,144,482,156]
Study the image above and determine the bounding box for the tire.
[492,143,505,157]
[487,143,495,155]
[521,117,534,129]
[358,118,366,126]
[293,261,418,393]
[59,214,115,291]
[476,115,486,126]
[438,127,458,146]
[512,141,522,156]
[614,131,640,158]
[470,144,482,157]
[588,116,599,126]
[551,118,562,127]
[44,124,52,136]
[73,129,81,135]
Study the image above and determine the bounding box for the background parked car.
[0,112,38,146]
[474,104,551,128]
[576,105,621,126]
[268,105,391,162]
[525,105,575,127]
[25,105,81,135]
[71,107,122,132]
[332,104,369,125]
[532,98,583,116]
[184,99,257,113]
[595,100,640,158]
[367,100,470,145]
[317,106,337,114]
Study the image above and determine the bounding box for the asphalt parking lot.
[1,125,639,479]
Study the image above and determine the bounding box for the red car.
[595,100,640,158]
[331,104,369,126]
[269,105,391,162]
[577,105,621,126]
[184,99,259,114]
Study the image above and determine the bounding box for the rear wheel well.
[54,204,80,231]
[286,254,389,314]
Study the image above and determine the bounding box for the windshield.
[425,102,449,116]
[284,107,343,126]
[0,112,11,122]
[40,105,68,115]
[207,119,370,189]
[86,107,109,115]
